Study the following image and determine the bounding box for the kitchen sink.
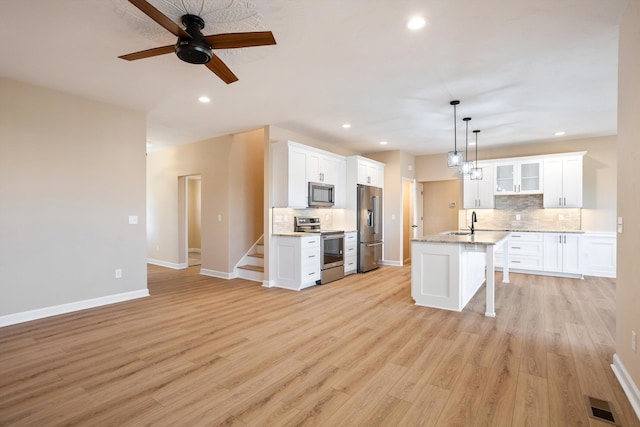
[443,231,473,236]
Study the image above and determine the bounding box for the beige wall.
[365,150,416,264]
[616,0,640,395]
[422,180,460,234]
[147,129,264,273]
[415,135,617,232]
[0,77,147,316]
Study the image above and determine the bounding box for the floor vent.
[585,395,619,425]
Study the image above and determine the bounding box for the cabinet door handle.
[512,246,521,249]
[512,260,521,263]
[518,184,521,192]
[564,235,567,244]
[308,272,315,276]
[559,235,562,244]
[559,197,562,206]
[514,185,516,192]
[309,255,316,258]
[564,197,566,206]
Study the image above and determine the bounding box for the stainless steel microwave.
[308,182,335,208]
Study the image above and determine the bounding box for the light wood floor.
[1,265,638,426]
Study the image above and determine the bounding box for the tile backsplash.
[272,208,336,234]
[462,194,581,231]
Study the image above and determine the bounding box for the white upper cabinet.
[272,141,346,208]
[463,162,495,209]
[543,155,583,208]
[355,157,385,188]
[494,159,543,195]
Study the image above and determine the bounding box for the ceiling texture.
[0,0,628,155]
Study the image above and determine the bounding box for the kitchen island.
[411,231,510,317]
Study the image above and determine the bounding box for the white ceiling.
[0,0,627,155]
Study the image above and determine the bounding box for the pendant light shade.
[460,117,473,175]
[447,100,464,168]
[470,129,483,180]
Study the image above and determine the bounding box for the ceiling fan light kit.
[175,14,212,64]
[118,0,277,84]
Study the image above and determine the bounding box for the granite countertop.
[476,228,585,234]
[274,229,356,237]
[413,230,511,245]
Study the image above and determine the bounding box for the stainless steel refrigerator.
[357,184,383,272]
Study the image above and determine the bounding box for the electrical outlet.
[115,269,122,279]
[632,330,637,352]
[515,214,521,221]
[558,214,564,221]
[128,215,138,225]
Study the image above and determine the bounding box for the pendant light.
[447,100,464,168]
[470,129,483,180]
[460,117,473,175]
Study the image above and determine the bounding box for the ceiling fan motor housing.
[175,14,212,64]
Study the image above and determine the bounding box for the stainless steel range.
[295,217,344,284]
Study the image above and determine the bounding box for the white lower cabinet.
[274,235,321,290]
[344,231,357,275]
[543,233,581,275]
[495,232,544,271]
[580,233,616,278]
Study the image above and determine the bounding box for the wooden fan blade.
[203,31,276,49]
[204,54,238,84]
[128,0,190,38]
[119,44,175,61]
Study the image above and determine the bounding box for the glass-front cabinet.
[494,159,543,195]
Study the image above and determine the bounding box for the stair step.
[248,253,264,259]
[238,264,264,273]
[255,243,264,255]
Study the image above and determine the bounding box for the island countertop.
[412,230,511,245]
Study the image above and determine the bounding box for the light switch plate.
[128,215,138,225]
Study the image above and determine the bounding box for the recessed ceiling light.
[198,96,211,103]
[342,123,351,129]
[407,16,426,30]
[380,141,388,145]
[554,131,566,136]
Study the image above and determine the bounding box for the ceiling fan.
[118,0,277,84]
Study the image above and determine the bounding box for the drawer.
[509,232,543,242]
[301,265,320,282]
[506,241,543,257]
[496,255,543,271]
[344,245,357,257]
[345,232,357,243]
[344,258,357,274]
[301,236,320,249]
[301,247,320,264]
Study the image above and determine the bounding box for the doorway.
[178,174,202,267]
[402,179,423,265]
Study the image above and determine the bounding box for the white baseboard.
[0,289,150,327]
[611,353,640,421]
[147,258,188,269]
[381,260,402,267]
[262,280,275,288]
[200,268,236,279]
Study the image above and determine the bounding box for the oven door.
[321,233,344,269]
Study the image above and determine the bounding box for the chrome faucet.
[470,211,477,234]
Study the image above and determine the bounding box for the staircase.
[236,237,264,283]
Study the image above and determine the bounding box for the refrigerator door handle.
[372,195,379,234]
[365,242,384,247]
